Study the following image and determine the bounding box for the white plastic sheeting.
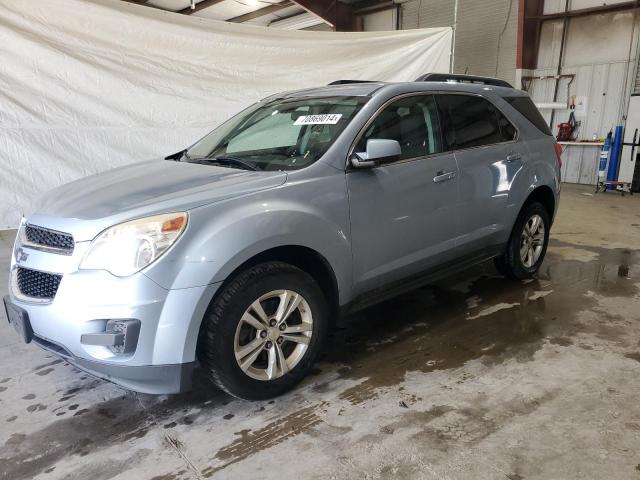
[0,0,452,229]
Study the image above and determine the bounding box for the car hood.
[27,159,287,241]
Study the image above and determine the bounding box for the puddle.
[319,241,640,405]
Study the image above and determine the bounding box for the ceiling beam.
[291,0,361,31]
[352,0,394,15]
[124,0,364,28]
[120,0,167,10]
[177,0,226,15]
[228,1,293,23]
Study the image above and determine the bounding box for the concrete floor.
[1,183,640,480]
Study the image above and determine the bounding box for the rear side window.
[436,94,515,150]
[504,96,552,136]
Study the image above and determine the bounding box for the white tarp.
[0,0,452,229]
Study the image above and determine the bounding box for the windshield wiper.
[193,155,258,171]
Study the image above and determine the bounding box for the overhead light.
[269,12,324,30]
[246,0,259,6]
[190,0,195,10]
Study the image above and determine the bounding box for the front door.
[347,94,459,296]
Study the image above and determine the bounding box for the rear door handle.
[506,152,522,162]
[433,170,457,183]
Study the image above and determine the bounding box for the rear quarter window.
[504,96,553,136]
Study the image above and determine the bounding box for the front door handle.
[506,152,522,162]
[433,170,457,183]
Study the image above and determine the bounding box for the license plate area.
[3,296,33,343]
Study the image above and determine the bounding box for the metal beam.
[517,0,543,70]
[228,1,293,23]
[528,0,639,21]
[518,0,639,72]
[353,0,395,15]
[177,0,226,15]
[291,0,360,31]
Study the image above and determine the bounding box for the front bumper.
[29,331,195,394]
[8,236,219,394]
[69,356,196,394]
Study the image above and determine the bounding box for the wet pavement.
[1,184,640,479]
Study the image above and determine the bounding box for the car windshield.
[185,96,367,171]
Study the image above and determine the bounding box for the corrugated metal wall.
[399,0,518,85]
[634,55,640,95]
[400,0,455,29]
[527,10,639,184]
[361,8,397,30]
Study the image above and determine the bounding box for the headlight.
[80,212,188,277]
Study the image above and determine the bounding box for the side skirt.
[341,244,503,315]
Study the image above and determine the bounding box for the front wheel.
[494,202,550,280]
[199,262,328,400]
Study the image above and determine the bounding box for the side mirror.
[351,139,401,168]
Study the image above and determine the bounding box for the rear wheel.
[200,262,328,400]
[494,202,550,279]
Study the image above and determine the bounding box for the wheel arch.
[221,245,339,312]
[498,183,556,259]
[194,245,340,360]
[523,185,556,225]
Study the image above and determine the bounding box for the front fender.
[144,190,353,303]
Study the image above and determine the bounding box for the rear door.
[436,93,523,253]
[347,94,460,295]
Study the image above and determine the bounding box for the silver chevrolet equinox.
[4,74,561,400]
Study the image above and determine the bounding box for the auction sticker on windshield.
[294,114,343,125]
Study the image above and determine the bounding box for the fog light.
[107,319,141,354]
[81,319,141,354]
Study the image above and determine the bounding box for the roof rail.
[415,73,513,88]
[328,80,376,85]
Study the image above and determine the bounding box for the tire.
[199,261,328,400]
[494,201,550,280]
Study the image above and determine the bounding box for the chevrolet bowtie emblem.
[15,247,28,263]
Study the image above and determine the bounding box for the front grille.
[25,224,74,253]
[16,267,62,300]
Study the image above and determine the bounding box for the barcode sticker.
[294,114,343,126]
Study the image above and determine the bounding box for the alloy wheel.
[233,289,313,381]
[520,213,545,268]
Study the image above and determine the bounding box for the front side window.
[436,94,516,150]
[355,95,443,161]
[186,96,367,171]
